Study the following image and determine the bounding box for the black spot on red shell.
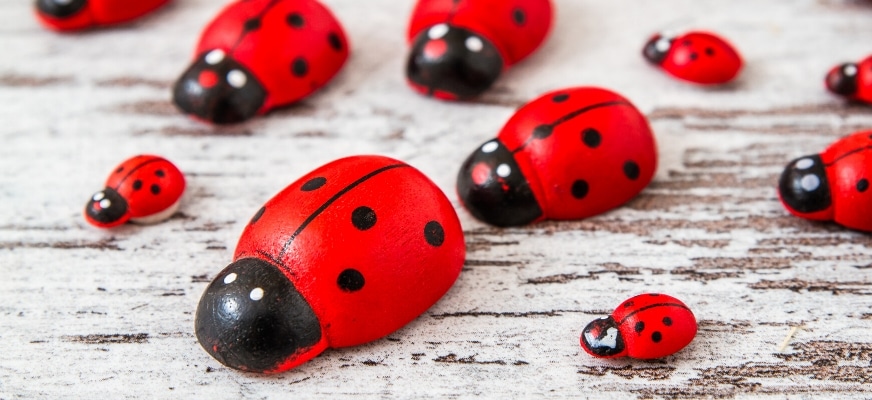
[155,169,165,177]
[301,177,327,191]
[652,331,662,342]
[337,269,364,292]
[552,93,569,103]
[624,161,641,180]
[689,52,699,61]
[533,125,553,139]
[351,206,376,230]
[424,221,445,247]
[663,317,673,326]
[243,18,261,31]
[623,301,635,308]
[705,47,715,56]
[115,167,124,173]
[682,39,692,46]
[635,321,645,333]
[132,180,143,190]
[512,8,526,25]
[286,13,304,28]
[571,180,589,199]
[292,58,309,77]
[649,293,661,296]
[857,178,869,193]
[150,184,161,195]
[582,128,601,148]
[328,32,343,51]
[250,206,265,224]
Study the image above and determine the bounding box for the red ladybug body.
[580,293,697,359]
[84,155,185,228]
[825,55,872,105]
[405,0,553,100]
[778,130,872,232]
[34,0,169,31]
[457,87,657,227]
[195,155,465,373]
[643,30,742,85]
[173,0,349,124]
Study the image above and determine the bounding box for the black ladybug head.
[172,49,268,124]
[579,316,627,358]
[195,257,322,373]
[406,23,504,100]
[456,139,542,227]
[778,154,833,217]
[826,63,859,97]
[642,34,673,65]
[84,187,129,228]
[36,0,87,19]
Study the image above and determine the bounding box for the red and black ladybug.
[34,0,169,31]
[457,87,657,227]
[195,155,465,373]
[580,293,697,359]
[642,30,742,85]
[405,0,553,100]
[778,130,872,232]
[173,0,349,124]
[825,55,872,105]
[84,155,185,228]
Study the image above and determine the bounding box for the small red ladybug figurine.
[642,30,742,85]
[405,0,553,100]
[84,155,185,228]
[825,55,872,105]
[173,0,349,124]
[580,293,697,359]
[195,155,465,373]
[778,130,872,232]
[34,0,169,31]
[457,87,657,227]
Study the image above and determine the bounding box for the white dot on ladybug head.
[250,287,264,301]
[655,38,671,53]
[795,158,814,170]
[844,64,858,77]
[428,24,449,40]
[496,164,511,178]
[92,192,105,201]
[99,199,111,209]
[227,70,247,88]
[801,175,821,192]
[481,141,499,153]
[53,0,73,4]
[223,273,237,284]
[465,36,484,53]
[205,49,225,65]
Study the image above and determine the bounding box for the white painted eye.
[844,64,858,77]
[250,287,264,301]
[655,38,671,53]
[53,0,74,5]
[92,192,105,201]
[583,327,619,349]
[795,158,814,170]
[801,175,821,192]
[227,70,247,88]
[223,273,237,284]
[496,164,511,178]
[205,49,225,65]
[465,36,484,52]
[99,199,111,209]
[481,141,499,153]
[428,24,449,40]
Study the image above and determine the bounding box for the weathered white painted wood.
[2,0,872,398]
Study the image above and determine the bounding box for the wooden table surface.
[3,0,872,398]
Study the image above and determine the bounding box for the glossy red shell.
[645,31,743,85]
[34,0,169,31]
[825,55,872,105]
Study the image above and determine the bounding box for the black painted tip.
[84,187,128,226]
[826,63,858,97]
[406,24,504,99]
[778,154,832,214]
[580,316,626,358]
[195,258,321,372]
[172,50,267,125]
[642,34,670,65]
[456,139,542,227]
[36,0,87,18]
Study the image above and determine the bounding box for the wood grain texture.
[2,0,872,398]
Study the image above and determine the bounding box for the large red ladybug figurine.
[457,87,657,227]
[34,0,169,31]
[580,293,697,359]
[195,155,465,373]
[825,55,872,105]
[84,155,185,228]
[405,0,553,100]
[778,130,872,232]
[173,0,349,124]
[642,30,742,85]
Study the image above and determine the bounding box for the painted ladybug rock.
[643,30,742,85]
[457,87,657,227]
[195,155,465,373]
[35,0,169,31]
[84,155,185,228]
[778,130,872,232]
[825,55,872,105]
[405,0,553,100]
[580,293,697,359]
[173,0,349,124]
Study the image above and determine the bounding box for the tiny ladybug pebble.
[405,0,553,100]
[457,87,657,227]
[34,0,169,31]
[195,155,465,373]
[825,55,872,105]
[580,293,697,359]
[173,0,349,124]
[643,30,742,85]
[778,130,872,232]
[84,155,185,228]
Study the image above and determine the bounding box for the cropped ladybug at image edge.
[825,54,872,105]
[34,0,170,31]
